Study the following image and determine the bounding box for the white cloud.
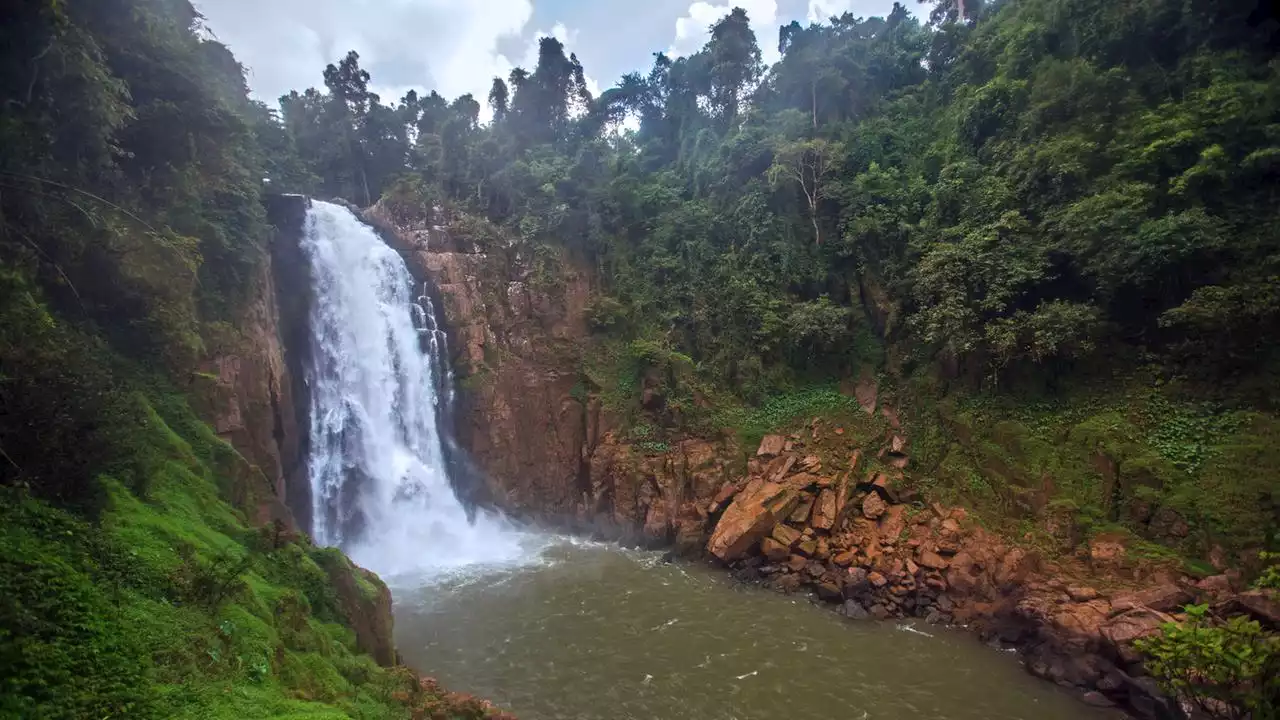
[668,0,782,65]
[194,0,605,126]
[193,0,537,106]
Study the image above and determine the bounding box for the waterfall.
[299,200,526,578]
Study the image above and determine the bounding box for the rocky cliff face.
[363,202,737,544]
[196,194,311,530]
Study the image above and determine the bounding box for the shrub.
[1135,604,1280,719]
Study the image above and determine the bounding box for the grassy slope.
[0,280,497,719]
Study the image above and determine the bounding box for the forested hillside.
[271,0,1280,561]
[0,1,500,717]
[276,0,1279,398]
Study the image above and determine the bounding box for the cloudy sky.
[194,0,902,114]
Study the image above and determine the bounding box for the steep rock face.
[364,202,591,519]
[194,194,310,529]
[363,202,735,542]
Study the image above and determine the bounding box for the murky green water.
[392,540,1117,720]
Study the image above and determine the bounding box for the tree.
[705,8,763,123]
[769,137,844,245]
[488,77,510,121]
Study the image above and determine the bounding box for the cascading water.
[299,200,529,579]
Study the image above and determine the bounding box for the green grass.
[901,376,1280,566]
[0,385,486,720]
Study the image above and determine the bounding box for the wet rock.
[862,493,886,520]
[817,582,843,603]
[772,573,803,593]
[869,604,891,620]
[1081,691,1114,708]
[842,600,870,620]
[756,435,786,457]
[761,537,790,562]
[787,555,809,572]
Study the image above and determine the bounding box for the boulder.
[862,493,886,520]
[772,523,802,548]
[812,489,838,530]
[787,554,808,572]
[1110,584,1193,614]
[756,435,786,457]
[1223,589,1280,628]
[1102,607,1175,647]
[797,539,818,557]
[832,551,857,567]
[868,571,888,588]
[1195,574,1233,598]
[706,480,802,561]
[761,537,790,561]
[817,582,843,602]
[842,600,871,620]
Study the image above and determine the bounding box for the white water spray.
[300,200,529,578]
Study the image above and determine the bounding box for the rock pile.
[699,431,1264,719]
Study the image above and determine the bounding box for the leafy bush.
[1135,604,1280,719]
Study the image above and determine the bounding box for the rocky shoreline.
[685,422,1279,720]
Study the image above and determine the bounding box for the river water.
[392,540,1118,720]
[299,201,1118,720]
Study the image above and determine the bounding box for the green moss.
[902,377,1280,564]
[0,379,486,719]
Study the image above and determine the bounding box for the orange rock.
[812,489,838,531]
[756,434,786,457]
[918,550,949,570]
[761,537,790,561]
[833,551,857,567]
[787,554,808,571]
[772,523,802,548]
[705,479,802,561]
[862,493,886,520]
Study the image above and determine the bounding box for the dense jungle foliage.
[277,0,1280,400]
[273,0,1280,564]
[0,1,499,717]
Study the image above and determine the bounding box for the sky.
[193,0,903,117]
